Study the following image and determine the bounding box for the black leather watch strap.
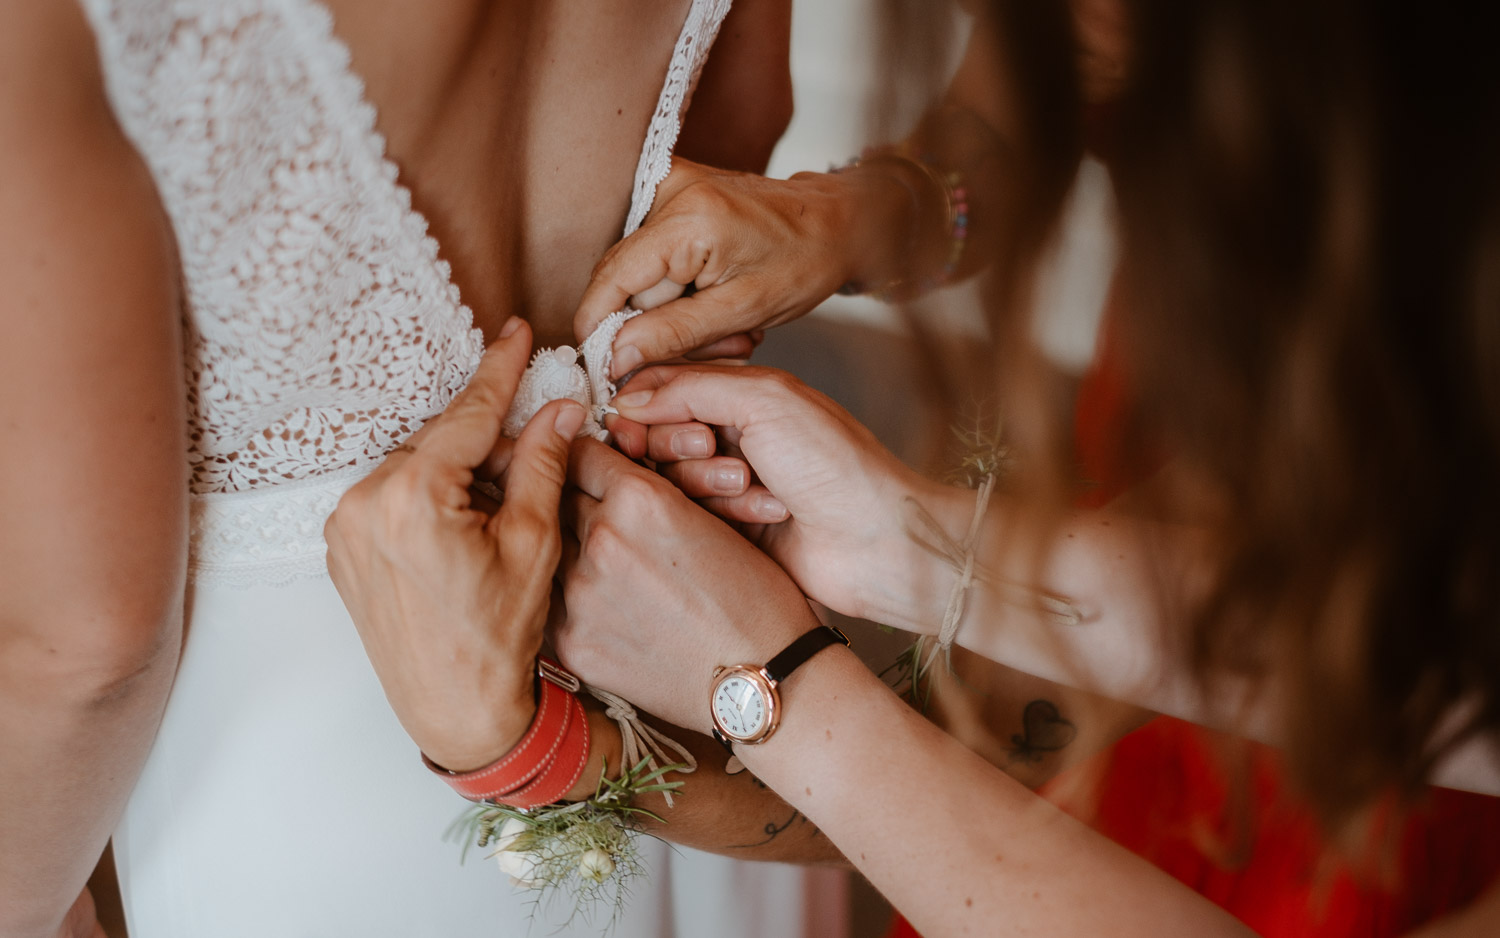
[764,625,850,686]
[711,727,734,754]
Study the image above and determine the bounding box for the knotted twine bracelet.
[897,477,1085,699]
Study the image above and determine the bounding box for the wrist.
[731,644,892,789]
[789,166,916,290]
[562,702,625,802]
[852,474,975,634]
[417,680,536,774]
[816,157,950,293]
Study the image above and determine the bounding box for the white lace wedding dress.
[79,1,846,934]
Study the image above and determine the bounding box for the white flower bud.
[577,848,616,883]
[493,817,542,888]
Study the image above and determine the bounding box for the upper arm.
[0,0,187,675]
[676,0,793,174]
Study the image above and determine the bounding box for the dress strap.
[623,0,734,237]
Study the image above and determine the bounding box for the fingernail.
[672,429,713,458]
[712,465,747,494]
[754,493,789,521]
[613,389,654,410]
[554,402,586,439]
[612,344,644,379]
[499,316,523,339]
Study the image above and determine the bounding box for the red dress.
[886,315,1500,937]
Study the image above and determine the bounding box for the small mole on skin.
[805,787,811,796]
[1032,891,1040,900]
[825,729,832,740]
[994,853,1004,863]
[617,108,623,115]
[964,898,973,908]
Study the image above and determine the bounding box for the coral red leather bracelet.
[423,658,592,809]
[495,690,591,809]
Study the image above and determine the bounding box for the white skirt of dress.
[114,572,847,937]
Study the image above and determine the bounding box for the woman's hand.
[554,440,821,732]
[325,319,583,772]
[609,364,962,633]
[573,158,896,378]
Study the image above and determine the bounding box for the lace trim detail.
[83,0,728,584]
[187,465,372,587]
[84,0,486,499]
[623,0,733,237]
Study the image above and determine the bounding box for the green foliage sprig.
[945,411,1012,489]
[449,758,686,933]
[879,635,941,713]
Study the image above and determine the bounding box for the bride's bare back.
[324,0,790,344]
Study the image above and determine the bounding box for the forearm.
[737,647,1249,937]
[565,702,846,865]
[923,649,1154,791]
[870,484,1500,796]
[577,655,1144,860]
[846,476,1232,729]
[0,622,180,935]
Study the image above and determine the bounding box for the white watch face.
[713,673,769,739]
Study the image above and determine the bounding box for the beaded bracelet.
[832,148,969,300]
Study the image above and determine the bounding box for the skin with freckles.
[555,437,819,730]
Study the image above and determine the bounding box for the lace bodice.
[81,0,730,583]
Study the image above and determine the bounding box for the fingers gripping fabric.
[500,310,643,441]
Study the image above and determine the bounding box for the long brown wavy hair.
[890,0,1500,834]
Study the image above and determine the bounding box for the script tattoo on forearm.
[731,774,823,848]
[1006,699,1077,765]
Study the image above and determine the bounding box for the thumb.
[610,285,750,378]
[493,399,586,566]
[418,319,533,470]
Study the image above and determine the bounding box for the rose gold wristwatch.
[709,625,850,752]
